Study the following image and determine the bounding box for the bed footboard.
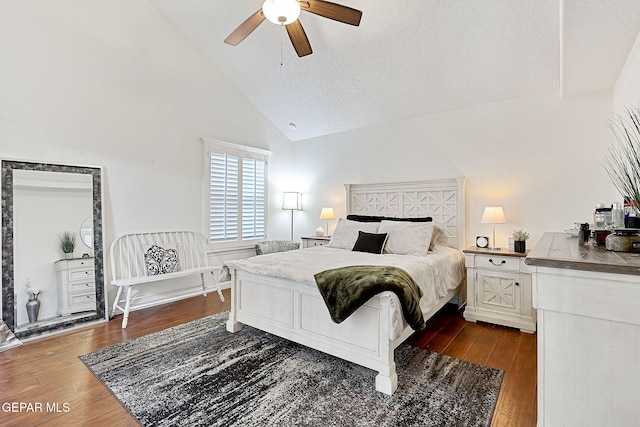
[226,269,423,395]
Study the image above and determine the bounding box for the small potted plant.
[59,231,76,259]
[512,229,530,253]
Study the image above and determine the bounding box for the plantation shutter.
[241,158,266,239]
[204,139,270,245]
[209,153,239,241]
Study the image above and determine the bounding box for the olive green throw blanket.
[314,265,426,331]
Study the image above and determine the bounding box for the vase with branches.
[601,107,640,215]
[24,279,42,323]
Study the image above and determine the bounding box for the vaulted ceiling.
[148,0,640,141]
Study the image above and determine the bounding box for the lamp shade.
[320,207,336,220]
[262,0,301,25]
[481,206,506,224]
[282,192,302,210]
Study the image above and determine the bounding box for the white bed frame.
[226,178,467,395]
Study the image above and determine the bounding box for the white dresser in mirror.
[55,258,97,316]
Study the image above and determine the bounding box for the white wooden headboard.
[345,178,467,249]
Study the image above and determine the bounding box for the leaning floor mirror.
[1,160,107,340]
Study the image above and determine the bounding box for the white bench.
[109,231,224,328]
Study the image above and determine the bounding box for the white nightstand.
[301,236,331,248]
[463,247,536,333]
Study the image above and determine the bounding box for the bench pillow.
[144,244,182,275]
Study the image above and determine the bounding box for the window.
[203,139,270,246]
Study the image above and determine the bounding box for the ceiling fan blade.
[286,20,312,57]
[224,9,266,46]
[299,0,362,26]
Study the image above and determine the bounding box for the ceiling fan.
[224,0,362,57]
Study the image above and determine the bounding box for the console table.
[525,232,640,426]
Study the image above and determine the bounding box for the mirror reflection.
[1,160,106,339]
[79,216,94,249]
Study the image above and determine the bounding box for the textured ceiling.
[148,0,640,142]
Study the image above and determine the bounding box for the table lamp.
[319,207,336,237]
[481,206,506,250]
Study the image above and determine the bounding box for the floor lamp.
[282,192,302,241]
[481,206,506,250]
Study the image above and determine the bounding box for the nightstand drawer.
[301,237,331,248]
[475,254,520,271]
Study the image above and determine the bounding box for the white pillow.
[378,220,435,256]
[430,225,444,250]
[327,219,381,250]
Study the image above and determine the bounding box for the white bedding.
[221,244,465,339]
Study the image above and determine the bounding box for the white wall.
[0,0,294,310]
[291,90,617,249]
[614,31,640,112]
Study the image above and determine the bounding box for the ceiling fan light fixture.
[262,0,301,25]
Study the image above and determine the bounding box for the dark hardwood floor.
[408,304,537,427]
[0,290,536,426]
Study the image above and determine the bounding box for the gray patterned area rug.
[79,312,503,427]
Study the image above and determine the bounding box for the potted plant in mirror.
[59,231,76,259]
[512,229,530,253]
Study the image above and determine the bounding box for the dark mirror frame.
[1,160,106,339]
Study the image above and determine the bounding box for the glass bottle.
[594,204,608,229]
[612,202,625,228]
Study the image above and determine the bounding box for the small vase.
[64,252,73,259]
[26,298,40,323]
[514,240,526,253]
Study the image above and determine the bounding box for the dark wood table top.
[524,232,640,276]
[463,246,528,258]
